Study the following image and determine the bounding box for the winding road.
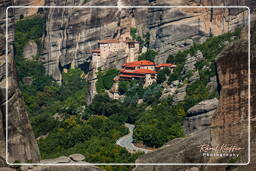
[116,123,152,153]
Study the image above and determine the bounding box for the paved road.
[116,123,152,153]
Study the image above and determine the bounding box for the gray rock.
[172,84,187,105]
[160,87,177,100]
[23,40,38,60]
[188,71,200,84]
[187,98,219,116]
[206,76,218,93]
[69,154,85,162]
[202,65,210,70]
[195,50,204,62]
[172,80,180,87]
[22,76,33,85]
[198,36,208,44]
[224,41,229,46]
[184,39,193,46]
[26,165,104,171]
[185,167,199,171]
[0,168,16,171]
[182,54,197,74]
[184,110,215,135]
[41,156,71,164]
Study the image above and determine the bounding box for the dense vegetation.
[138,49,158,62]
[96,68,119,93]
[130,27,150,48]
[14,16,141,171]
[14,15,242,170]
[134,98,184,147]
[133,28,242,147]
[165,28,241,111]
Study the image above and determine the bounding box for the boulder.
[185,167,199,171]
[171,80,180,87]
[40,156,71,164]
[184,110,215,135]
[182,54,197,74]
[187,98,219,116]
[22,76,33,85]
[69,154,85,162]
[184,39,193,46]
[160,87,177,100]
[206,76,218,93]
[23,40,38,60]
[188,71,200,84]
[195,50,204,62]
[0,168,16,171]
[198,36,208,44]
[172,84,187,105]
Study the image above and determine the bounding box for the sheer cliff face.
[37,1,249,103]
[209,33,249,163]
[41,4,248,79]
[0,1,41,164]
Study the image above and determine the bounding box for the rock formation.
[0,1,104,171]
[23,40,38,60]
[0,0,255,170]
[0,0,41,164]
[184,98,218,135]
[133,23,251,171]
[26,0,248,103]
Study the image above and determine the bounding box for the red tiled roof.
[123,60,155,67]
[156,64,172,67]
[156,64,177,68]
[119,74,145,78]
[135,69,157,74]
[91,48,100,53]
[120,69,156,75]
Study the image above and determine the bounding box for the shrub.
[138,49,157,62]
[118,81,130,95]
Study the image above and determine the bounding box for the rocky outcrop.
[23,40,38,60]
[184,98,218,135]
[28,1,249,103]
[186,98,218,117]
[182,50,204,75]
[208,30,249,164]
[0,0,41,164]
[133,129,211,171]
[206,76,218,93]
[22,165,104,171]
[172,84,187,105]
[133,27,250,171]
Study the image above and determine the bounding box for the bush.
[96,69,119,93]
[118,81,130,95]
[157,68,169,83]
[138,49,157,62]
[14,15,44,59]
[134,99,184,147]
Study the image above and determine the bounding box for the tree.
[138,49,157,62]
[118,81,130,95]
[157,68,169,84]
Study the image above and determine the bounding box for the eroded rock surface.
[0,0,40,164]
[23,40,37,60]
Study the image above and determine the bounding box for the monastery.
[90,36,176,99]
[91,37,140,71]
[119,60,176,87]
